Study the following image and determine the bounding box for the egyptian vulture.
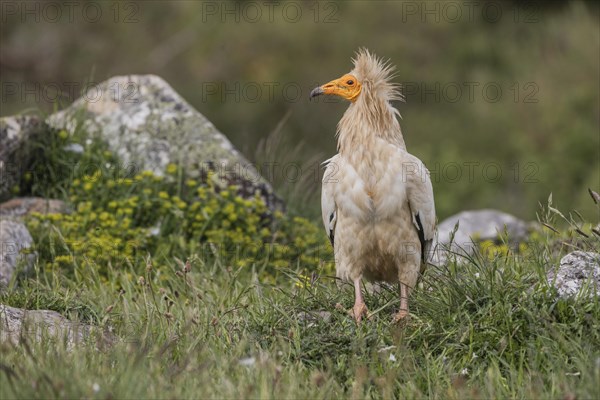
[310,49,436,323]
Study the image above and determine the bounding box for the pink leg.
[393,282,411,322]
[351,277,368,323]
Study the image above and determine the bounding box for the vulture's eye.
[346,80,354,85]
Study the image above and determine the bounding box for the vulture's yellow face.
[310,74,362,102]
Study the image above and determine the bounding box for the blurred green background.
[1,0,598,221]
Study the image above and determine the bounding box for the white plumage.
[311,49,436,322]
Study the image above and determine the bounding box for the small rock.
[297,311,333,324]
[431,209,530,265]
[0,197,70,218]
[0,219,35,289]
[0,304,116,349]
[548,251,600,298]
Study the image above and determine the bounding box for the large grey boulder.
[0,304,116,349]
[47,75,282,211]
[431,209,530,265]
[0,115,45,202]
[0,219,35,289]
[548,251,600,298]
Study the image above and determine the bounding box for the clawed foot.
[348,302,369,323]
[392,309,409,324]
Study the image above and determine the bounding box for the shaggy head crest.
[351,48,403,103]
[309,48,406,151]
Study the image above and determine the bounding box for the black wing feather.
[415,212,431,264]
[328,212,335,247]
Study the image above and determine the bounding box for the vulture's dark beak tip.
[309,87,323,101]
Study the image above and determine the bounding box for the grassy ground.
[1,234,599,398]
[1,114,599,398]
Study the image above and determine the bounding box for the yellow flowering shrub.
[25,133,333,281]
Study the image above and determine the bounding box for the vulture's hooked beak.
[309,74,362,102]
[309,86,324,100]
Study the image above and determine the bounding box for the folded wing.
[402,153,436,265]
[321,155,339,247]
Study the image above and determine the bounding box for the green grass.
[1,237,599,398]
[1,112,599,399]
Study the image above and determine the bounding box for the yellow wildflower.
[166,163,178,175]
